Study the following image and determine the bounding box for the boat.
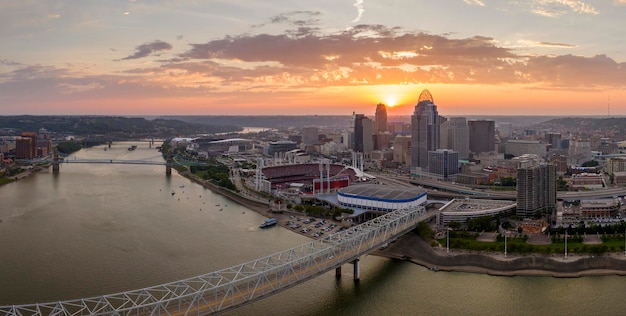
[128,145,137,151]
[259,218,277,228]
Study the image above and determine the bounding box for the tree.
[466,216,495,232]
[415,221,434,240]
[581,160,599,167]
[557,176,569,191]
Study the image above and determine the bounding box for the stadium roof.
[338,183,426,201]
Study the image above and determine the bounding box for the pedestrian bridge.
[0,206,429,316]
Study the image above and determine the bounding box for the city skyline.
[1,1,626,116]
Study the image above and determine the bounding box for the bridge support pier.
[335,266,341,278]
[352,258,360,281]
[165,151,172,176]
[52,151,60,174]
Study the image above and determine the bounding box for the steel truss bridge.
[56,159,169,166]
[0,206,428,316]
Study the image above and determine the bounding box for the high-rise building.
[497,122,513,139]
[428,149,459,180]
[411,89,440,170]
[302,127,319,145]
[352,113,373,154]
[374,103,388,133]
[516,163,556,217]
[440,117,469,160]
[546,133,562,150]
[15,137,34,159]
[392,135,411,165]
[468,120,495,155]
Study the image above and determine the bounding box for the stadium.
[260,163,358,194]
[331,183,427,222]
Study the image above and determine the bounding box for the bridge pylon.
[52,150,60,174]
[165,151,172,176]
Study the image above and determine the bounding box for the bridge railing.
[0,206,426,316]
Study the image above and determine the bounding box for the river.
[1,143,626,315]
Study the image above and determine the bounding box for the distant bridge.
[56,159,169,166]
[0,206,430,316]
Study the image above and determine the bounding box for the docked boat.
[259,218,277,228]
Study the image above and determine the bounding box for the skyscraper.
[468,120,495,155]
[411,89,440,170]
[352,113,373,154]
[440,117,469,160]
[374,103,388,133]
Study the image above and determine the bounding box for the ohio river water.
[2,143,626,315]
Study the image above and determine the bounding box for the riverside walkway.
[0,206,429,316]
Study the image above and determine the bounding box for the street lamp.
[446,228,450,253]
[565,230,568,259]
[504,231,507,258]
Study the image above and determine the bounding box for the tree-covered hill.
[0,116,241,137]
[534,117,626,134]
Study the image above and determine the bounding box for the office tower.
[428,149,459,180]
[468,120,495,155]
[440,117,469,160]
[411,89,440,170]
[498,122,513,138]
[374,103,388,133]
[392,135,411,165]
[352,113,373,154]
[546,133,562,150]
[516,163,556,217]
[302,127,319,145]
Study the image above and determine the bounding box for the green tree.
[581,160,599,167]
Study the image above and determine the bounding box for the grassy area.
[437,235,626,255]
[0,177,13,186]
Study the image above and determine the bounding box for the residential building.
[516,163,556,217]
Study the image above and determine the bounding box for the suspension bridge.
[0,206,430,316]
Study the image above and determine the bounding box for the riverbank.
[0,166,47,187]
[180,170,626,277]
[378,232,626,277]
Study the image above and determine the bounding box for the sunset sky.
[1,0,626,117]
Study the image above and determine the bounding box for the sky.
[1,0,626,117]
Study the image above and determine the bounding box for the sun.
[384,96,398,107]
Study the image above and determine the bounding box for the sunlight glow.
[384,96,398,107]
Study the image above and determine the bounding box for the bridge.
[57,159,169,166]
[0,206,429,316]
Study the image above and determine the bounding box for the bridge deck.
[0,206,427,316]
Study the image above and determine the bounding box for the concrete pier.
[352,258,360,280]
[52,151,60,174]
[165,151,172,176]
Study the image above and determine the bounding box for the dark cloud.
[119,40,173,61]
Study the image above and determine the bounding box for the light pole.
[565,230,568,259]
[446,228,450,253]
[504,231,507,258]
